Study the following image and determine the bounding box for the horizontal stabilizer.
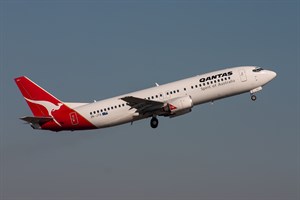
[20,116,53,124]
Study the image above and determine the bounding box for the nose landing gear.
[250,86,262,101]
[150,117,159,128]
[251,94,257,101]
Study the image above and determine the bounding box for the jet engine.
[163,96,193,117]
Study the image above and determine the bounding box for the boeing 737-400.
[15,66,276,131]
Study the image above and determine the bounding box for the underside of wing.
[121,96,165,116]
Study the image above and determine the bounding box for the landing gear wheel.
[150,117,159,129]
[251,95,257,101]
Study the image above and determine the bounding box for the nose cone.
[262,70,277,84]
[267,70,277,80]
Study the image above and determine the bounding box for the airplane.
[14,66,276,132]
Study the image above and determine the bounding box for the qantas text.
[199,71,233,82]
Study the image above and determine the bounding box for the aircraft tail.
[14,76,96,131]
[14,76,63,117]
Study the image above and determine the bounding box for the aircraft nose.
[268,70,277,80]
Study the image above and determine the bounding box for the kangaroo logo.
[24,97,63,126]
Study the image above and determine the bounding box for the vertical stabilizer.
[14,76,62,117]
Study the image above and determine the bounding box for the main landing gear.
[150,116,159,128]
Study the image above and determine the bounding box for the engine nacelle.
[163,96,193,117]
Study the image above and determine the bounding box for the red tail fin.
[14,76,62,117]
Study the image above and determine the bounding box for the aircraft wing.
[121,96,165,115]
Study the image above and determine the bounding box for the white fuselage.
[72,66,276,128]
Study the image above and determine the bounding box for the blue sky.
[1,1,299,200]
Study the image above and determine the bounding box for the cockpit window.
[252,67,264,72]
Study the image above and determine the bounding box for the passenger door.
[239,69,247,82]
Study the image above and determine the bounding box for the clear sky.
[0,1,299,200]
